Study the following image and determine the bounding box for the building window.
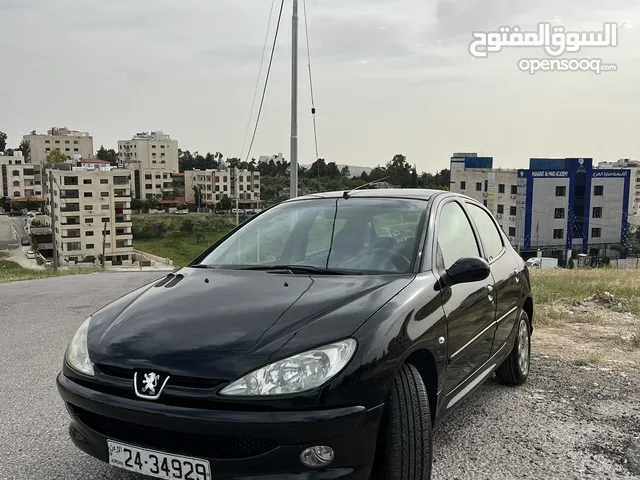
[85,218,93,223]
[594,185,604,196]
[497,204,504,214]
[591,228,601,238]
[498,184,505,194]
[101,205,109,210]
[554,208,565,219]
[475,182,482,191]
[83,179,91,184]
[74,140,78,144]
[86,244,95,249]
[510,185,517,195]
[484,180,488,191]
[86,231,94,236]
[84,205,93,211]
[483,199,488,207]
[100,179,108,184]
[84,192,92,198]
[555,186,566,196]
[509,206,517,216]
[508,227,516,236]
[101,192,109,198]
[102,217,109,223]
[553,229,564,239]
[592,206,602,218]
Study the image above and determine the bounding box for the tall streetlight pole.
[289,0,299,199]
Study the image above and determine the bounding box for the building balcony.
[115,233,133,240]
[115,217,132,224]
[161,187,173,192]
[60,206,80,213]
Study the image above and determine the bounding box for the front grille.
[96,364,223,390]
[74,407,278,459]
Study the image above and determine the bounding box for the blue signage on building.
[530,170,569,178]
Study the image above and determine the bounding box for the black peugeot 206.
[56,188,534,480]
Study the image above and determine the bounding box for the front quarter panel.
[319,272,447,409]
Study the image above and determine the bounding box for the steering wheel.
[337,248,411,272]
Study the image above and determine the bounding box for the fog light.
[300,446,334,468]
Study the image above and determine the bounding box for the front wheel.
[381,363,432,480]
[495,310,531,385]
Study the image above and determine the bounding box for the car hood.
[87,268,414,380]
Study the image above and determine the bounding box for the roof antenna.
[343,176,390,199]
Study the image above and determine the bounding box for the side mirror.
[444,257,491,287]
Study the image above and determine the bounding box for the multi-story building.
[597,158,640,219]
[183,166,261,208]
[450,154,633,262]
[0,152,44,200]
[517,158,631,259]
[23,127,94,164]
[47,165,133,266]
[117,131,178,201]
[450,153,519,241]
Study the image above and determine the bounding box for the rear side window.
[465,203,504,261]
[436,202,480,270]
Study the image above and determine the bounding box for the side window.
[465,203,504,260]
[436,202,480,270]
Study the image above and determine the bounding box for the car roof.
[282,188,452,202]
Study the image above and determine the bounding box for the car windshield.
[193,197,427,274]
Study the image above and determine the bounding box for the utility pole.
[235,167,239,226]
[101,222,107,269]
[289,0,299,199]
[48,171,59,272]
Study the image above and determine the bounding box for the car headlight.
[65,316,95,376]
[220,338,357,396]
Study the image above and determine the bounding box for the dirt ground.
[533,292,640,372]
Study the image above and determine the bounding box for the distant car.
[174,209,188,215]
[26,251,35,259]
[56,189,534,480]
[20,237,30,246]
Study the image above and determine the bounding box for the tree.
[46,148,68,165]
[0,131,6,152]
[18,139,30,162]
[96,146,119,166]
[218,195,232,211]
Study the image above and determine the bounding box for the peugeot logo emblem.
[133,371,170,400]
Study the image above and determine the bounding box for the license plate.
[107,440,211,480]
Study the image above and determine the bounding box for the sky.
[1,0,639,174]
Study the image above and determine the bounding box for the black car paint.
[56,189,533,479]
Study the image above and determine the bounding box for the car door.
[464,201,521,356]
[434,199,498,396]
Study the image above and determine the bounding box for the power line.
[244,0,286,165]
[239,0,277,161]
[301,0,320,189]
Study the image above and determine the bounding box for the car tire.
[382,363,432,480]
[495,309,531,386]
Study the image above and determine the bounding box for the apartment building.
[597,159,640,219]
[0,152,44,200]
[450,154,633,261]
[23,127,94,164]
[47,165,133,266]
[117,131,178,201]
[184,166,261,207]
[449,153,519,241]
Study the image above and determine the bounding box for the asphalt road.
[1,272,639,480]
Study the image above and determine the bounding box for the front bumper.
[56,372,384,479]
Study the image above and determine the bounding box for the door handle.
[487,285,494,302]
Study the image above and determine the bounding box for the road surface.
[0,272,638,479]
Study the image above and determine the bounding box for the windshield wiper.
[237,265,362,275]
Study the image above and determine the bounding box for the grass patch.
[530,268,640,313]
[134,233,227,267]
[0,260,102,284]
[572,351,605,366]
